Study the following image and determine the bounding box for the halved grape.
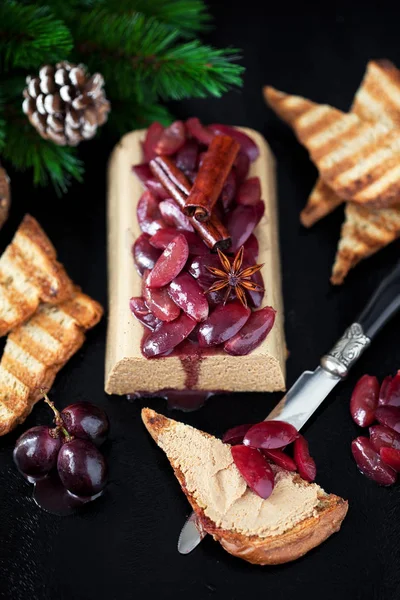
[375,405,400,433]
[132,163,153,184]
[130,297,162,330]
[197,301,250,347]
[222,423,253,445]
[175,139,199,172]
[350,374,379,427]
[61,402,109,447]
[132,233,161,275]
[220,169,237,211]
[150,228,209,256]
[379,371,400,407]
[143,280,180,322]
[147,234,189,288]
[209,124,260,162]
[380,447,400,472]
[379,375,393,406]
[262,449,297,472]
[186,117,214,145]
[57,439,107,497]
[224,306,276,356]
[351,436,397,485]
[369,424,400,453]
[227,202,265,252]
[293,435,316,482]
[168,273,209,322]
[142,313,197,358]
[14,426,61,478]
[231,445,275,499]
[159,199,194,232]
[244,420,298,450]
[236,177,261,206]
[132,165,170,200]
[143,122,164,162]
[145,179,171,200]
[137,191,165,235]
[233,150,250,182]
[243,234,259,260]
[188,254,223,289]
[155,121,186,155]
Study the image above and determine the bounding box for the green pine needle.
[0,2,73,71]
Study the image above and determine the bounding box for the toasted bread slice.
[142,408,348,565]
[0,214,73,337]
[300,179,344,227]
[264,86,400,209]
[301,60,400,227]
[331,203,400,284]
[0,290,103,436]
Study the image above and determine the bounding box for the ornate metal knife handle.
[321,323,371,378]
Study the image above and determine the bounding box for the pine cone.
[22,62,110,146]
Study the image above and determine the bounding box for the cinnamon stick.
[149,156,231,251]
[183,135,240,222]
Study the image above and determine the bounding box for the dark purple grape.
[57,439,107,497]
[61,402,109,446]
[13,426,61,478]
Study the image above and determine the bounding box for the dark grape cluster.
[13,395,109,515]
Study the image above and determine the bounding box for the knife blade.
[177,259,400,555]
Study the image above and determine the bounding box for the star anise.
[205,246,264,308]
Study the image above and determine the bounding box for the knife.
[177,260,400,555]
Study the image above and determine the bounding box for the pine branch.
[0,0,244,194]
[144,43,244,99]
[0,1,73,71]
[74,11,243,100]
[98,0,210,37]
[2,118,83,195]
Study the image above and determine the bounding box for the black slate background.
[1,2,400,599]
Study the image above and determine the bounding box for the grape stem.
[42,392,72,441]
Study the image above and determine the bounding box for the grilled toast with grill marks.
[0,214,73,337]
[0,290,103,436]
[331,203,400,284]
[142,408,348,566]
[264,86,400,209]
[300,60,400,227]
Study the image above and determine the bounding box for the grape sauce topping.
[350,370,400,485]
[130,118,276,388]
[13,394,109,515]
[223,419,316,500]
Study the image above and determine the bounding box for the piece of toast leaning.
[264,86,400,209]
[142,408,348,565]
[0,214,74,336]
[300,59,400,227]
[0,289,103,436]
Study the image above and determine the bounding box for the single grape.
[61,402,109,446]
[57,438,107,497]
[13,426,61,478]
